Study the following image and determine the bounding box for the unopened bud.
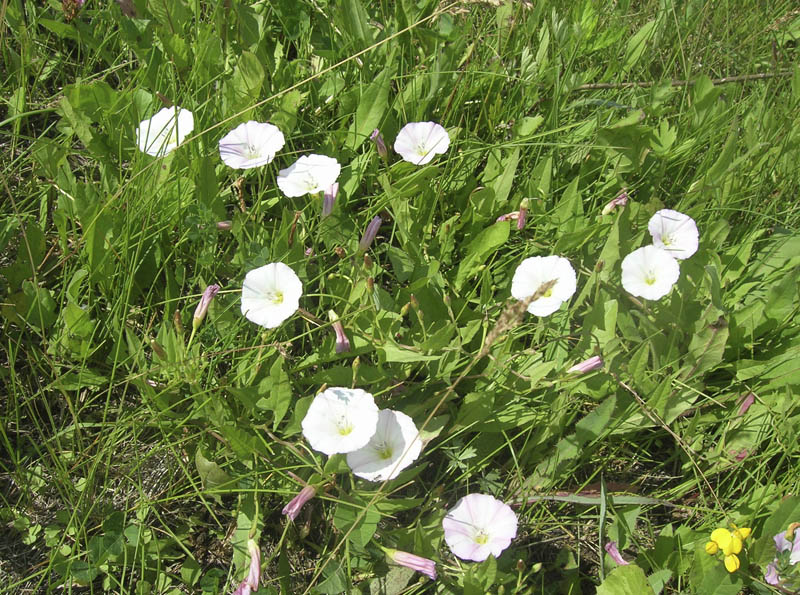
[363,253,373,268]
[601,189,629,215]
[517,198,529,230]
[193,284,220,330]
[216,220,232,230]
[516,559,525,572]
[150,339,167,359]
[322,183,338,217]
[328,311,351,354]
[358,216,382,253]
[334,246,346,259]
[366,277,374,292]
[370,129,388,159]
[173,309,183,336]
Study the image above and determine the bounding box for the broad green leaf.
[689,543,743,595]
[332,500,379,549]
[195,449,233,492]
[596,565,654,595]
[622,21,657,73]
[454,222,509,290]
[345,67,393,151]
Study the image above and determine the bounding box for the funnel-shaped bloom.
[277,154,341,197]
[511,255,577,317]
[232,539,260,595]
[394,122,450,165]
[301,387,379,455]
[648,209,699,260]
[136,106,194,156]
[604,541,630,566]
[442,494,518,562]
[621,245,680,300]
[346,409,422,481]
[241,263,302,328]
[219,121,285,169]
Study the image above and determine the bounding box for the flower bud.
[232,539,261,595]
[385,549,436,580]
[328,311,351,354]
[517,198,529,230]
[322,183,338,217]
[604,541,630,566]
[567,355,603,374]
[358,216,382,252]
[370,129,388,159]
[601,189,629,215]
[193,284,220,330]
[216,220,233,230]
[281,485,317,522]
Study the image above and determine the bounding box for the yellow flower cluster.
[705,527,752,572]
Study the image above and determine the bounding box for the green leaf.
[689,543,743,595]
[345,66,393,151]
[596,565,655,595]
[622,21,657,73]
[195,449,232,493]
[454,222,509,290]
[332,499,379,548]
[224,51,265,113]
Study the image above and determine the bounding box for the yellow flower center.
[265,290,284,304]
[474,531,489,545]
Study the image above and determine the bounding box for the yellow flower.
[706,526,751,573]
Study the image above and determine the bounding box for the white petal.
[301,388,380,455]
[346,410,422,481]
[394,122,450,165]
[136,106,194,156]
[511,256,577,316]
[277,154,341,197]
[442,494,517,561]
[240,262,302,328]
[219,121,285,169]
[648,209,699,259]
[621,245,680,300]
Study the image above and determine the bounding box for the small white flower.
[277,154,341,197]
[136,105,194,156]
[394,122,450,165]
[510,255,577,317]
[346,409,422,482]
[301,387,380,456]
[621,245,680,300]
[240,263,303,328]
[648,209,699,259]
[442,494,518,562]
[218,121,285,169]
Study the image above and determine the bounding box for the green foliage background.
[2,0,800,592]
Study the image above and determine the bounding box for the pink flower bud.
[370,129,388,159]
[604,541,630,566]
[386,549,436,580]
[601,189,629,215]
[216,220,233,230]
[282,485,317,521]
[737,392,755,416]
[496,211,520,223]
[358,216,382,252]
[567,355,603,374]
[232,539,260,595]
[193,284,220,330]
[517,198,529,231]
[329,311,351,354]
[322,183,338,217]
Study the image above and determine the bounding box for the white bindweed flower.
[301,387,380,456]
[442,494,518,562]
[136,105,194,156]
[511,255,577,317]
[647,209,699,259]
[240,263,303,328]
[621,245,680,300]
[394,122,450,165]
[346,409,422,482]
[277,154,341,197]
[218,121,285,169]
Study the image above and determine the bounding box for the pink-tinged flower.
[282,485,316,522]
[322,183,338,217]
[765,561,780,585]
[328,310,350,353]
[232,539,260,595]
[496,211,520,223]
[370,129,388,159]
[765,524,800,588]
[386,549,436,580]
[218,121,285,169]
[394,122,450,165]
[567,355,603,374]
[517,198,529,231]
[193,284,220,329]
[604,541,630,566]
[358,216,382,252]
[647,209,699,260]
[442,494,518,562]
[601,189,629,215]
[217,220,233,230]
[737,392,755,416]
